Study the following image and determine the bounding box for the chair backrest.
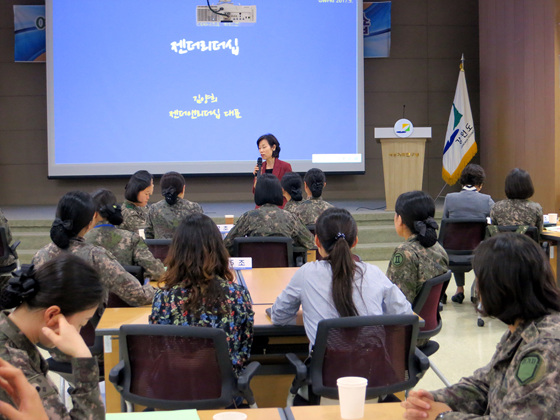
[412,271,452,336]
[309,315,421,399]
[491,225,539,242]
[145,239,172,262]
[106,265,145,308]
[233,237,295,267]
[438,218,487,253]
[116,324,236,410]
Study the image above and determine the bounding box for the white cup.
[212,413,247,420]
[337,376,368,419]
[549,213,558,224]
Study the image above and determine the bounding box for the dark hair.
[162,213,234,316]
[160,171,186,206]
[504,168,534,199]
[124,170,153,202]
[91,189,123,226]
[459,164,486,187]
[254,174,284,207]
[257,134,281,158]
[473,233,560,325]
[395,191,438,248]
[304,168,326,198]
[316,208,362,318]
[281,172,303,202]
[0,254,103,314]
[50,191,96,249]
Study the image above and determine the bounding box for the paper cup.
[225,215,235,224]
[212,412,247,420]
[337,376,368,419]
[549,213,558,224]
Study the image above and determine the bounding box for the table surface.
[285,403,405,420]
[239,267,299,305]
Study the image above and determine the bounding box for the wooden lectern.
[375,127,431,211]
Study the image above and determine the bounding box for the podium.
[375,127,431,211]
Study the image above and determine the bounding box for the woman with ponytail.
[0,254,105,418]
[294,168,334,225]
[281,172,304,214]
[32,191,155,306]
[145,171,203,239]
[387,191,449,304]
[85,189,165,281]
[271,207,411,347]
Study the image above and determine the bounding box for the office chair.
[145,239,172,263]
[233,237,295,267]
[285,315,429,405]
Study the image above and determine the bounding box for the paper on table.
[545,226,560,232]
[107,410,200,419]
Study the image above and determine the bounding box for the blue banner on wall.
[363,1,391,58]
[14,5,46,62]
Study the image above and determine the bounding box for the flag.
[442,61,476,185]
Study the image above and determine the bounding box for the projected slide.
[46,0,364,177]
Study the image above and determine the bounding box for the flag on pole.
[442,58,476,185]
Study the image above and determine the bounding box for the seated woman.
[402,233,560,419]
[443,164,494,219]
[224,174,314,255]
[121,170,154,233]
[145,171,203,239]
[271,208,412,347]
[85,189,165,281]
[491,168,543,232]
[149,213,253,377]
[32,191,155,306]
[0,208,17,290]
[386,191,449,304]
[281,172,304,214]
[0,254,105,418]
[294,168,334,226]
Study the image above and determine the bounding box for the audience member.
[294,168,334,226]
[442,164,494,219]
[149,213,253,377]
[121,170,154,233]
[145,171,203,239]
[0,210,16,290]
[281,172,304,214]
[403,233,560,419]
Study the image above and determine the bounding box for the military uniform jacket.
[120,200,149,233]
[283,199,303,215]
[0,312,104,419]
[84,224,165,280]
[293,197,334,226]
[32,237,155,306]
[145,198,203,239]
[386,235,449,304]
[0,209,16,268]
[432,312,560,419]
[491,199,543,232]
[223,203,315,255]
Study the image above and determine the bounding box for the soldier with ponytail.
[294,168,334,225]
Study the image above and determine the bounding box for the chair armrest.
[286,352,307,395]
[9,241,20,259]
[414,348,430,377]
[108,360,125,391]
[237,361,260,391]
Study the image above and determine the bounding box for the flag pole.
[460,53,464,71]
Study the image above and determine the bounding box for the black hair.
[257,134,281,158]
[316,208,361,318]
[473,233,560,325]
[254,174,284,207]
[0,254,104,314]
[91,189,123,226]
[50,191,96,249]
[160,171,186,206]
[504,168,534,200]
[304,168,326,198]
[124,170,153,203]
[394,191,438,248]
[281,172,303,202]
[459,164,486,187]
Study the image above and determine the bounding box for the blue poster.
[14,5,46,62]
[363,1,391,58]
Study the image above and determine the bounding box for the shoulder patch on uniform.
[515,353,542,385]
[391,252,405,267]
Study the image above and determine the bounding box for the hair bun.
[53,218,73,231]
[0,265,39,309]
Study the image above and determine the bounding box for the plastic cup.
[549,213,558,224]
[225,215,235,224]
[337,376,368,419]
[212,412,247,420]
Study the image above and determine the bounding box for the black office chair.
[285,315,429,405]
[487,224,539,242]
[233,237,295,267]
[145,239,172,263]
[109,324,260,411]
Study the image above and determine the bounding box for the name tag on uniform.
[229,257,252,270]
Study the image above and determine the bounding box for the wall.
[0,0,479,206]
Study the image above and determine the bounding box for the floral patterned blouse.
[149,278,254,376]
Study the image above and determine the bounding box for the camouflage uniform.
[0,209,16,290]
[283,199,303,216]
[32,237,155,306]
[0,311,104,419]
[84,224,165,280]
[223,203,315,255]
[431,312,560,419]
[120,200,149,233]
[293,197,334,226]
[145,198,203,239]
[386,235,449,304]
[491,199,543,232]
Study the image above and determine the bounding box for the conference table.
[540,229,560,282]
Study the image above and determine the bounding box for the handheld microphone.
[256,157,262,176]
